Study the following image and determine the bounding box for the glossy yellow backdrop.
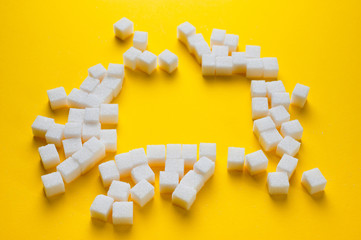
[0,0,360,239]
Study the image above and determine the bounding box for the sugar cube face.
[84,108,99,124]
[158,49,178,73]
[137,50,157,74]
[107,63,124,79]
[92,84,113,104]
[45,124,65,147]
[165,159,184,179]
[172,184,197,210]
[227,147,245,171]
[67,88,87,108]
[245,150,268,175]
[259,129,283,152]
[182,144,197,168]
[62,138,82,158]
[187,33,204,53]
[80,76,100,93]
[253,116,276,138]
[291,83,310,108]
[166,144,182,159]
[133,31,148,51]
[215,56,233,76]
[38,144,60,170]
[252,97,269,120]
[131,164,155,184]
[202,54,216,76]
[123,47,142,70]
[100,129,117,152]
[85,94,102,109]
[112,202,133,225]
[232,52,247,74]
[262,57,279,79]
[32,116,55,138]
[68,108,85,123]
[276,136,301,157]
[276,154,298,179]
[212,45,229,57]
[271,92,290,110]
[107,180,131,201]
[251,80,267,98]
[269,105,290,128]
[246,58,264,79]
[115,152,133,177]
[266,80,286,99]
[41,172,65,198]
[114,17,134,40]
[129,148,148,167]
[99,160,120,187]
[177,21,196,44]
[179,170,204,193]
[280,120,303,141]
[159,171,179,193]
[301,168,327,194]
[83,137,106,161]
[64,122,82,139]
[224,34,239,53]
[130,179,154,207]
[82,122,101,142]
[210,28,226,46]
[147,145,166,166]
[245,45,261,58]
[100,104,118,124]
[193,157,215,182]
[101,77,123,98]
[88,63,106,80]
[56,157,81,183]
[194,41,211,64]
[47,87,67,110]
[90,194,114,221]
[199,143,216,161]
[72,147,97,174]
[267,172,289,195]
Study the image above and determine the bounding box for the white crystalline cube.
[131,164,155,184]
[269,105,290,128]
[129,148,148,167]
[193,156,215,182]
[136,50,157,75]
[301,168,327,194]
[224,34,239,53]
[266,80,286,99]
[271,92,290,110]
[280,120,303,141]
[227,147,245,171]
[251,80,267,97]
[158,49,178,73]
[245,150,268,175]
[47,87,67,110]
[166,144,182,159]
[246,58,263,79]
[147,145,166,166]
[82,122,101,142]
[259,128,283,152]
[252,97,269,120]
[199,143,216,161]
[165,159,184,179]
[68,108,85,123]
[80,76,99,93]
[100,104,118,124]
[210,28,226,46]
[276,154,298,179]
[194,41,211,64]
[291,83,310,108]
[64,122,82,139]
[245,45,261,58]
[41,172,65,198]
[84,93,102,108]
[202,54,216,76]
[56,157,81,183]
[130,179,154,207]
[216,56,233,76]
[99,160,120,187]
[67,88,87,108]
[232,52,247,74]
[90,194,114,221]
[38,144,60,170]
[267,172,289,195]
[187,33,204,53]
[107,63,124,79]
[133,31,148,51]
[177,21,196,44]
[262,57,279,79]
[91,84,113,104]
[112,202,133,225]
[100,129,117,152]
[159,171,179,193]
[107,180,131,201]
[72,147,97,173]
[32,116,55,138]
[179,170,204,193]
[212,45,229,57]
[182,144,197,168]
[115,152,133,177]
[84,108,99,124]
[114,17,134,40]
[88,63,106,80]
[276,136,301,157]
[101,77,123,98]
[172,184,197,210]
[123,47,142,70]
[83,137,106,158]
[45,123,65,147]
[62,138,82,158]
[253,116,276,138]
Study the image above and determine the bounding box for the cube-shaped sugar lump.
[212,45,229,57]
[210,28,226,46]
[90,194,114,221]
[84,108,99,123]
[182,144,197,168]
[92,84,113,104]
[301,168,327,195]
[246,58,263,79]
[114,17,134,40]
[99,160,120,187]
[194,41,211,64]
[131,164,155,184]
[232,52,247,74]
[100,129,117,152]
[123,47,142,70]
[199,143,216,161]
[269,105,290,128]
[68,108,85,123]
[82,122,101,142]
[130,179,154,207]
[187,33,204,53]
[227,147,245,171]
[107,180,131,201]
[32,116,55,138]
[83,137,106,162]
[45,124,64,147]
[224,34,239,53]
[267,172,289,195]
[253,116,276,138]
[245,45,261,58]
[80,76,100,93]
[47,87,67,110]
[88,63,106,80]
[38,144,60,170]
[276,154,298,179]
[251,80,267,97]
[136,50,157,75]
[280,120,303,141]
[177,21,196,44]
[100,104,118,124]
[115,152,133,177]
[72,147,96,173]
[259,129,283,152]
[107,63,124,79]
[179,170,204,193]
[64,122,82,139]
[166,144,182,159]
[276,136,301,157]
[202,54,216,76]
[101,77,123,98]
[172,184,197,210]
[112,202,133,225]
[56,157,81,183]
[245,150,268,175]
[291,83,310,108]
[165,159,184,179]
[41,172,65,198]
[262,57,279,79]
[129,148,148,167]
[193,157,215,182]
[216,56,233,76]
[159,171,179,193]
[271,92,290,110]
[147,145,166,166]
[62,138,82,158]
[67,88,87,108]
[252,97,269,120]
[266,80,286,99]
[158,49,178,73]
[85,93,102,109]
[133,31,148,51]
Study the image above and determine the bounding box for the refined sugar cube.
[115,152,133,177]
[137,50,157,74]
[80,76,100,93]
[253,116,276,138]
[280,120,303,141]
[262,57,279,79]
[47,87,67,110]
[259,129,283,152]
[245,150,268,175]
[227,147,245,171]
[224,34,239,53]
[215,56,233,76]
[301,168,327,194]
[246,58,263,79]
[232,52,247,74]
[45,123,64,147]
[212,45,229,57]
[187,33,204,53]
[101,77,123,98]
[112,202,133,225]
[179,170,204,193]
[82,122,101,142]
[114,17,134,40]
[194,41,211,64]
[68,108,85,123]
[41,172,65,198]
[84,108,99,123]
[245,45,261,58]
[199,143,216,161]
[172,184,196,210]
[269,105,290,128]
[182,144,197,168]
[177,21,196,44]
[252,97,269,120]
[133,31,148,51]
[276,136,301,157]
[210,28,226,46]
[100,129,117,152]
[267,172,289,195]
[202,54,216,76]
[83,137,106,162]
[147,145,166,166]
[159,171,179,193]
[123,47,142,70]
[271,92,290,110]
[129,148,148,167]
[99,160,120,187]
[166,144,182,159]
[266,80,286,99]
[251,80,267,97]
[56,157,81,183]
[84,93,103,108]
[131,164,155,184]
[107,180,131,201]
[67,88,87,108]
[38,144,60,170]
[193,157,215,182]
[92,84,113,104]
[72,147,97,173]
[276,154,298,179]
[100,104,118,124]
[107,63,124,79]
[130,179,154,207]
[88,63,106,80]
[165,159,184,179]
[90,194,114,221]
[158,49,178,73]
[62,138,82,158]
[32,116,55,138]
[291,83,310,108]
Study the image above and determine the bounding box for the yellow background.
[1,0,360,239]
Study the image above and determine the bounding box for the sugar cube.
[41,172,65,198]
[99,160,120,187]
[232,52,247,74]
[194,41,211,64]
[165,158,184,179]
[107,63,124,79]
[259,128,283,152]
[271,92,290,110]
[129,148,148,167]
[80,76,100,93]
[269,105,290,128]
[72,147,97,174]
[32,116,55,138]
[84,93,103,109]
[224,34,239,53]
[199,143,216,161]
[179,170,204,193]
[158,49,178,73]
[193,157,215,182]
[131,164,155,184]
[253,116,276,138]
[56,157,81,183]
[123,47,142,70]
[101,77,123,98]
[291,83,310,108]
[276,136,301,157]
[276,154,298,179]
[216,56,233,76]
[227,147,245,171]
[177,21,196,44]
[91,84,113,104]
[210,28,226,46]
[136,50,157,74]
[187,33,204,53]
[166,144,182,159]
[246,58,263,79]
[114,17,134,40]
[130,179,154,207]
[47,87,67,110]
[262,57,279,79]
[45,123,64,147]
[38,144,60,170]
[88,63,106,80]
[159,171,179,193]
[112,202,133,225]
[202,54,216,76]
[64,122,82,140]
[245,45,261,58]
[147,145,166,166]
[62,138,82,158]
[251,97,269,120]
[251,80,267,97]
[115,152,133,177]
[100,104,118,124]
[245,150,268,175]
[67,88,87,108]
[100,129,117,152]
[212,45,229,57]
[301,168,327,194]
[280,120,303,141]
[266,80,286,99]
[133,31,148,51]
[82,122,101,142]
[172,184,196,210]
[90,194,114,221]
[84,108,99,123]
[267,172,289,195]
[182,144,197,168]
[83,137,106,162]
[68,108,85,123]
[107,180,131,201]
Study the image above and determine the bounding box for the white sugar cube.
[276,136,301,157]
[245,45,261,58]
[159,171,179,193]
[100,129,117,152]
[212,45,229,57]
[72,147,97,174]
[245,150,268,175]
[262,57,279,79]
[276,154,298,179]
[90,194,114,221]
[182,144,197,168]
[115,152,133,177]
[253,116,276,138]
[193,156,215,182]
[202,54,216,76]
[224,34,239,53]
[194,41,211,64]
[269,105,290,128]
[67,88,87,108]
[216,56,233,76]
[47,87,67,110]
[301,168,327,194]
[251,80,267,97]
[158,49,178,73]
[99,160,120,187]
[246,58,263,79]
[112,202,133,225]
[130,179,154,207]
[199,143,216,161]
[92,84,113,104]
[82,122,101,142]
[266,80,286,99]
[232,52,247,74]
[177,21,196,44]
[166,144,182,159]
[131,164,155,184]
[165,159,184,179]
[172,184,196,210]
[259,129,283,152]
[210,28,226,46]
[271,92,290,110]
[227,147,245,171]
[129,148,148,167]
[88,63,106,80]
[280,120,303,141]
[56,157,81,183]
[123,47,142,70]
[38,144,60,170]
[107,180,131,201]
[84,93,103,108]
[267,172,289,195]
[133,31,148,51]
[187,33,204,53]
[114,17,134,40]
[252,97,269,120]
[80,76,100,93]
[83,137,106,162]
[147,145,166,166]
[45,123,64,147]
[84,108,99,123]
[41,172,65,198]
[32,116,55,138]
[291,83,310,108]
[62,138,82,158]
[137,50,157,74]
[101,77,123,98]
[100,104,118,124]
[179,170,204,193]
[68,108,85,123]
[107,63,124,79]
